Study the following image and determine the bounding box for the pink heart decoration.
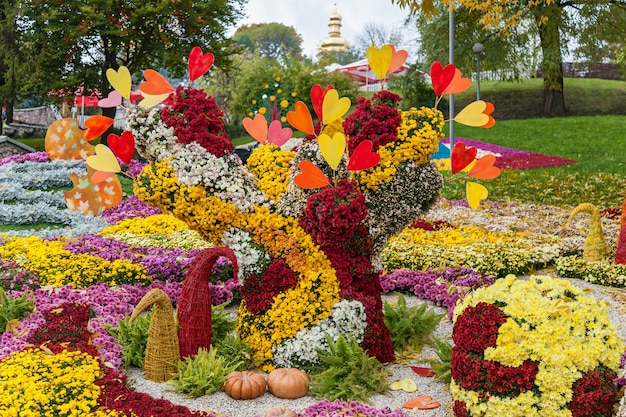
[347,140,380,171]
[188,46,215,82]
[242,113,268,144]
[107,131,135,165]
[311,84,334,122]
[98,91,122,108]
[430,61,456,96]
[267,120,292,147]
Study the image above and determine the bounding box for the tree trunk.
[535,2,566,117]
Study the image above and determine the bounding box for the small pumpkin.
[265,406,297,417]
[224,370,267,400]
[267,367,309,399]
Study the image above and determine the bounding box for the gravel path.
[127,272,626,417]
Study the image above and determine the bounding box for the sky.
[234,0,418,59]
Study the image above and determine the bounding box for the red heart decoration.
[311,84,334,122]
[188,46,215,82]
[347,140,380,171]
[286,101,315,136]
[107,131,135,165]
[430,61,456,96]
[451,142,477,174]
[267,120,293,147]
[140,69,174,96]
[468,154,501,179]
[84,116,114,141]
[293,160,330,189]
[129,88,143,104]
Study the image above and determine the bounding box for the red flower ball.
[453,302,507,352]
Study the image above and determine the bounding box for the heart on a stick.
[347,140,380,171]
[293,161,330,189]
[451,142,477,174]
[188,46,215,82]
[108,131,135,165]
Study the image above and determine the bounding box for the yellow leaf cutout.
[466,181,488,209]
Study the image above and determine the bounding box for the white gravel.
[127,272,626,417]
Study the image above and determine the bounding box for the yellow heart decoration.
[389,378,417,393]
[106,66,132,100]
[322,89,351,125]
[139,92,171,109]
[86,144,121,173]
[454,101,490,127]
[466,181,489,209]
[318,132,346,170]
[366,44,393,81]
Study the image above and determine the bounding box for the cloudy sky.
[234,0,418,59]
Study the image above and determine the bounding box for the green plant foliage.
[425,337,452,384]
[106,311,152,369]
[309,334,388,403]
[214,333,255,371]
[211,302,236,343]
[169,347,238,398]
[0,288,34,334]
[383,294,444,353]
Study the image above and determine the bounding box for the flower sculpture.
[451,275,623,417]
[92,45,495,371]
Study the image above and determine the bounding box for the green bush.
[214,333,255,371]
[0,288,34,334]
[425,337,452,384]
[169,347,238,397]
[383,294,444,353]
[106,311,152,369]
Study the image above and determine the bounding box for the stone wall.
[0,136,37,159]
[12,106,58,127]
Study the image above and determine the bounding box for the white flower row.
[221,227,270,281]
[272,299,367,368]
[126,107,181,163]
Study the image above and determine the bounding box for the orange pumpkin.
[223,371,267,400]
[265,406,297,417]
[267,368,309,399]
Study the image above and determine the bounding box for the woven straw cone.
[129,288,180,382]
[569,203,608,263]
[178,246,238,359]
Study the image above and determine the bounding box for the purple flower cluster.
[0,151,50,165]
[127,159,148,178]
[99,195,162,225]
[380,267,495,318]
[289,399,413,417]
[0,259,41,291]
[615,352,626,387]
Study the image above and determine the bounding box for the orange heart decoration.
[451,142,477,174]
[387,45,408,75]
[90,170,115,183]
[482,102,496,128]
[366,44,393,81]
[311,84,334,121]
[108,131,135,165]
[286,101,315,136]
[347,140,380,171]
[188,46,214,82]
[140,69,174,96]
[242,113,268,144]
[322,89,351,125]
[45,118,95,161]
[84,116,114,141]
[403,395,441,410]
[293,160,330,189]
[430,61,456,96]
[267,120,292,147]
[443,68,471,95]
[468,154,501,179]
[86,144,121,173]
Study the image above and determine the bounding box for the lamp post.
[472,43,484,101]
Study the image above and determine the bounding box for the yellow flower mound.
[246,144,295,203]
[0,348,117,417]
[237,206,341,371]
[353,106,444,192]
[0,236,150,287]
[134,161,244,244]
[452,275,623,417]
[101,213,190,236]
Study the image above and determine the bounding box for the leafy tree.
[233,23,303,61]
[391,0,626,117]
[18,0,246,125]
[0,0,21,131]
[316,49,359,66]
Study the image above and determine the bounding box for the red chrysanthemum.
[241,259,299,314]
[453,302,507,352]
[568,367,619,417]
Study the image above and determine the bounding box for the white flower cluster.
[221,227,270,281]
[0,159,107,238]
[272,299,367,368]
[169,143,267,213]
[126,107,181,162]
